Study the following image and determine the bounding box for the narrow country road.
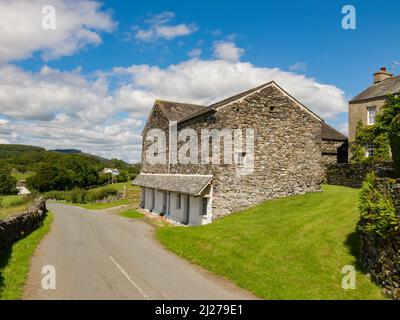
[24,203,255,300]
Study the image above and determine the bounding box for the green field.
[119,209,145,219]
[11,170,34,181]
[0,213,53,300]
[0,195,32,220]
[157,185,384,300]
[59,182,140,210]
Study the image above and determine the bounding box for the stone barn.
[133,81,346,225]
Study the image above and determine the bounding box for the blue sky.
[0,0,399,162]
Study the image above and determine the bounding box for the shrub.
[390,114,400,177]
[85,187,118,202]
[0,162,18,195]
[44,185,119,204]
[69,188,87,204]
[358,173,398,238]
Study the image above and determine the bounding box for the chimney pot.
[373,66,393,84]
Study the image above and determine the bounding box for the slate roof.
[156,100,205,121]
[321,123,347,141]
[350,75,400,103]
[132,174,213,195]
[176,81,323,123]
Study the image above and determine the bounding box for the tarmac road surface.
[24,203,256,300]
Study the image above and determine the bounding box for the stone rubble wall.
[326,161,394,188]
[359,178,400,300]
[0,198,47,254]
[154,85,323,218]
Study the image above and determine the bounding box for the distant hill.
[52,149,82,154]
[0,144,135,172]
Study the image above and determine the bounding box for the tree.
[0,162,17,195]
[374,95,400,177]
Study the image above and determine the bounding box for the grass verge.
[0,196,32,220]
[0,212,53,300]
[74,199,131,210]
[156,185,384,300]
[120,209,145,219]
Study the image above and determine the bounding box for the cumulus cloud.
[213,41,245,62]
[0,64,114,122]
[0,56,347,162]
[0,0,115,63]
[113,59,346,119]
[133,12,197,42]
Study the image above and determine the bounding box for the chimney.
[373,67,393,84]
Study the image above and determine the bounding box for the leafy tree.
[391,117,400,176]
[116,170,129,183]
[0,162,18,195]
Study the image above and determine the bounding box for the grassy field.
[0,196,32,220]
[11,170,34,181]
[157,185,384,300]
[0,213,53,300]
[120,209,145,219]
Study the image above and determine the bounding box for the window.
[365,143,375,158]
[237,152,246,167]
[367,106,377,125]
[177,194,181,209]
[201,197,208,215]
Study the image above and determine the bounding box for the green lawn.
[0,195,32,220]
[0,212,53,300]
[11,170,34,181]
[157,185,384,300]
[76,199,131,210]
[120,209,145,219]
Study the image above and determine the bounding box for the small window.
[201,197,208,215]
[237,152,246,167]
[177,194,181,209]
[365,143,375,158]
[367,106,377,125]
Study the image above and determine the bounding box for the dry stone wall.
[0,198,47,254]
[359,178,400,300]
[327,161,394,188]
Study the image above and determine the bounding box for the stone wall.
[359,178,400,300]
[326,161,394,188]
[145,85,323,218]
[0,198,47,254]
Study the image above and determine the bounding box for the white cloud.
[0,64,114,122]
[0,0,115,64]
[289,62,307,72]
[213,41,245,62]
[0,56,347,162]
[114,59,346,119]
[187,48,202,58]
[133,12,197,42]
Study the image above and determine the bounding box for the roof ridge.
[156,99,206,107]
[350,74,400,103]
